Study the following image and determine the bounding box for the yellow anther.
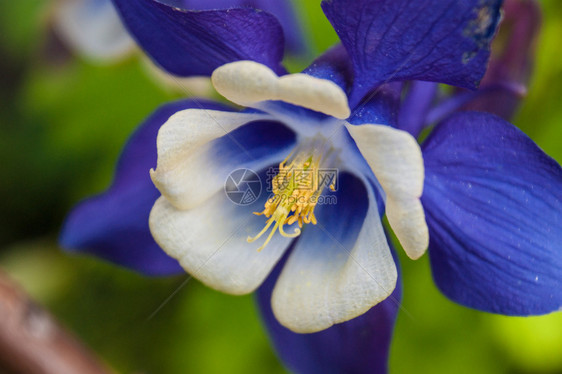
[247,137,339,251]
[247,142,337,251]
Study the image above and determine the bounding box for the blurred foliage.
[0,0,561,373]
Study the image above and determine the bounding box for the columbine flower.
[61,0,562,372]
[149,58,409,334]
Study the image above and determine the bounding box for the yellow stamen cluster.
[247,149,336,251]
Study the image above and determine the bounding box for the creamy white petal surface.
[53,0,135,61]
[150,194,293,294]
[346,124,429,259]
[212,61,351,120]
[271,182,397,333]
[151,109,274,210]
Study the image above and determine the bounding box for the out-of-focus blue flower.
[51,0,305,63]
[61,0,562,372]
[52,0,135,62]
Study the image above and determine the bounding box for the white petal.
[271,188,397,333]
[150,195,292,294]
[53,0,135,61]
[150,109,273,210]
[211,61,350,120]
[212,61,278,106]
[346,124,429,259]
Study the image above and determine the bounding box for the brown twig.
[0,270,112,374]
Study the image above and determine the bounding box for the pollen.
[247,141,337,251]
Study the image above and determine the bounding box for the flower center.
[247,139,337,251]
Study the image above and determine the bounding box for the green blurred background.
[1,1,561,373]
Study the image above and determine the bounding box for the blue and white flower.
[148,59,413,334]
[61,0,562,372]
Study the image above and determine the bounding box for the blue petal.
[60,99,232,276]
[303,44,354,93]
[111,0,286,76]
[163,0,306,54]
[347,82,402,127]
[257,233,401,374]
[425,0,540,127]
[462,0,540,120]
[248,0,306,55]
[321,0,502,105]
[397,81,438,137]
[422,111,562,315]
